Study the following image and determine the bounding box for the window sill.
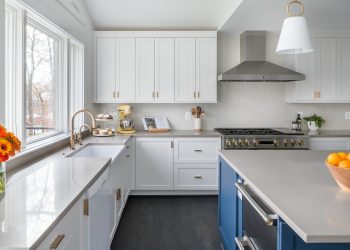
[6,133,71,172]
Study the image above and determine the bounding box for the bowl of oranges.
[326,152,350,192]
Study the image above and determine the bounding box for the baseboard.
[130,190,218,196]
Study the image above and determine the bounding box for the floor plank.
[111,196,221,250]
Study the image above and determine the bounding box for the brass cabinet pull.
[318,91,321,99]
[193,91,196,99]
[83,199,89,216]
[152,91,155,98]
[156,91,159,98]
[113,91,116,98]
[116,188,121,201]
[117,91,120,98]
[197,92,200,99]
[313,91,317,99]
[194,176,203,179]
[50,234,65,249]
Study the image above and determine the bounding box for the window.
[5,0,84,149]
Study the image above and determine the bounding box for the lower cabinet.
[219,157,350,250]
[136,137,174,190]
[310,137,350,150]
[174,163,218,190]
[36,196,86,250]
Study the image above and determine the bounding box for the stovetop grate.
[214,128,303,136]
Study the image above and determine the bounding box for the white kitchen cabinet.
[136,138,174,190]
[196,38,217,103]
[175,38,196,102]
[174,137,221,164]
[136,38,155,102]
[287,36,350,103]
[155,38,175,102]
[36,196,86,250]
[337,38,350,101]
[310,137,350,150]
[174,164,218,190]
[116,38,136,102]
[96,38,116,103]
[95,38,136,103]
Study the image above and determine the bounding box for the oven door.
[235,182,278,250]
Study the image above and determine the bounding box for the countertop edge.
[218,151,345,244]
[28,158,112,250]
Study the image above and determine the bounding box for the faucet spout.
[70,109,96,149]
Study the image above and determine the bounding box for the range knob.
[225,139,232,148]
[233,139,238,147]
[253,139,258,147]
[290,139,295,146]
[284,139,289,146]
[245,139,251,146]
[238,139,243,147]
[273,139,279,147]
[297,140,304,146]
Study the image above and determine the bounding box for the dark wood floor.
[111,196,221,250]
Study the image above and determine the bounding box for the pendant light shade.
[276,1,313,54]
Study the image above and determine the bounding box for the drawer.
[174,164,218,190]
[174,138,221,163]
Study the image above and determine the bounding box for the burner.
[215,128,285,136]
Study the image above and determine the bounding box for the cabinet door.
[96,38,116,103]
[116,38,136,102]
[337,38,350,101]
[175,38,196,102]
[155,38,175,103]
[136,38,155,102]
[136,138,174,190]
[293,39,317,101]
[318,38,337,101]
[37,197,85,250]
[196,38,217,102]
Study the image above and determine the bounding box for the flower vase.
[0,163,5,200]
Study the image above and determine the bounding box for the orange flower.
[0,125,6,139]
[0,154,9,163]
[0,139,12,157]
[6,132,21,152]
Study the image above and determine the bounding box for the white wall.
[97,31,350,131]
[14,0,95,113]
[0,0,5,124]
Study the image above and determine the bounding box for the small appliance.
[117,105,135,134]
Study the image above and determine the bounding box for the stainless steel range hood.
[218,31,305,82]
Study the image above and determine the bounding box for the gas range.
[215,128,309,150]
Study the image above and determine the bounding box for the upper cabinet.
[93,31,217,103]
[286,36,350,103]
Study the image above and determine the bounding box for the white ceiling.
[220,0,350,34]
[84,0,242,30]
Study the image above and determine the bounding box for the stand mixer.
[117,105,136,134]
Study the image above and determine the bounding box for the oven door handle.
[235,236,255,250]
[235,182,277,226]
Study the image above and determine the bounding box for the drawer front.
[174,164,218,190]
[174,138,221,163]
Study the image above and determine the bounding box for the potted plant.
[0,124,21,199]
[303,114,325,131]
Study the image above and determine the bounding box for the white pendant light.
[276,0,313,54]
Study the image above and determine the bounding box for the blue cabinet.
[219,157,242,250]
[219,157,350,250]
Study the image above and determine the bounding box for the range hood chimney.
[218,31,305,82]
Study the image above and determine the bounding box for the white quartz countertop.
[0,156,111,249]
[219,150,350,243]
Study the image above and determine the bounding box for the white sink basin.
[66,144,125,161]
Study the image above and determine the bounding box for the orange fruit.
[347,153,350,161]
[327,153,342,166]
[338,160,350,168]
[338,152,347,160]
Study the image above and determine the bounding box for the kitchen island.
[219,150,350,250]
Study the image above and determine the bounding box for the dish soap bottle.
[296,114,302,131]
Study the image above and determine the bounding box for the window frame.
[5,0,84,150]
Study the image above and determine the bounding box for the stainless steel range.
[215,128,309,150]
